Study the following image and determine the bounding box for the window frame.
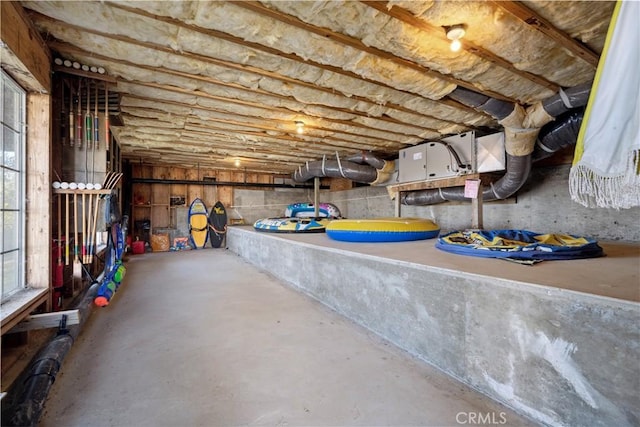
[1,69,27,302]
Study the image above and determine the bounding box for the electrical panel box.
[398,144,427,183]
[477,132,506,173]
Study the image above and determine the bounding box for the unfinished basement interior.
[1,1,639,426]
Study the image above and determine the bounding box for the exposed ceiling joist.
[234,0,516,102]
[360,1,560,92]
[493,1,600,68]
[18,0,611,176]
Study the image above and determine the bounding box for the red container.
[132,240,145,254]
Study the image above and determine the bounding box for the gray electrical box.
[398,144,427,183]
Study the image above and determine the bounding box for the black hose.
[1,282,100,426]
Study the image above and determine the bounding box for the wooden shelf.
[53,189,112,195]
[386,173,481,196]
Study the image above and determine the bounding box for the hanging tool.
[94,83,100,148]
[105,83,109,151]
[65,193,70,266]
[73,192,82,282]
[82,192,86,264]
[69,80,75,147]
[86,192,93,264]
[76,80,83,149]
[85,79,93,149]
[61,80,67,146]
[90,194,101,264]
[93,83,99,183]
[56,193,63,286]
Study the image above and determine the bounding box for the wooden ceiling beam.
[493,1,599,68]
[361,1,560,92]
[233,1,516,102]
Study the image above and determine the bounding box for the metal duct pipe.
[1,281,101,427]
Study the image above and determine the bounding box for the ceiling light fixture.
[234,159,241,167]
[295,120,305,134]
[446,24,466,52]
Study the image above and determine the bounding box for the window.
[1,70,26,301]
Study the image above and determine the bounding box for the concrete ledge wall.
[228,227,640,427]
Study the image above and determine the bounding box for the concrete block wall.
[324,165,640,242]
[228,227,640,427]
[232,188,314,225]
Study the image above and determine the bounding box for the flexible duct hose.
[293,157,378,183]
[532,110,584,162]
[346,152,387,170]
[401,84,590,205]
[290,84,591,205]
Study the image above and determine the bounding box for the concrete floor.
[40,249,536,427]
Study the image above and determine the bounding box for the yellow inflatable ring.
[326,218,440,242]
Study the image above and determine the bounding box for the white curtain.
[569,0,640,209]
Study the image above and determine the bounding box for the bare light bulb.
[234,159,241,167]
[450,39,462,52]
[295,121,305,134]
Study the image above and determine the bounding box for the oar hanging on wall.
[69,80,75,147]
[60,80,67,147]
[93,83,99,183]
[85,79,92,150]
[76,80,83,150]
[105,83,109,152]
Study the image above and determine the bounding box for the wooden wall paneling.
[185,168,199,180]
[26,94,51,294]
[203,184,217,208]
[132,164,153,179]
[187,185,202,205]
[151,204,170,229]
[168,167,186,180]
[217,170,233,207]
[330,178,354,191]
[152,166,170,180]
